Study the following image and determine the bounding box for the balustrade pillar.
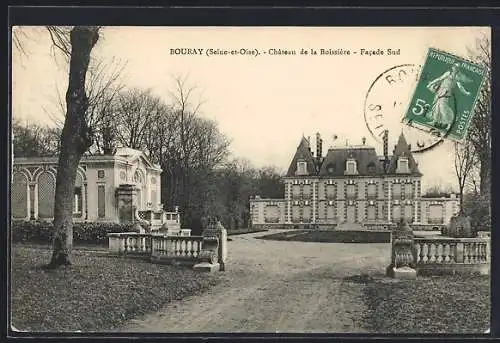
[455,242,465,263]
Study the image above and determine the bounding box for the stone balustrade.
[108,230,223,269]
[414,237,490,275]
[150,235,203,265]
[108,233,154,257]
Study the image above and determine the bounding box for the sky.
[12,26,490,191]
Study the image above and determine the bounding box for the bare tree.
[454,140,476,213]
[13,26,101,268]
[467,34,491,198]
[47,56,126,155]
[49,26,100,268]
[113,88,163,149]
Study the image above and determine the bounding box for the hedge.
[11,221,138,246]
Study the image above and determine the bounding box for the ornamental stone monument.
[386,218,417,279]
[447,212,473,238]
[193,216,227,272]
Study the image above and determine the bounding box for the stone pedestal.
[391,266,417,279]
[216,221,228,271]
[193,262,220,273]
[116,184,139,224]
[448,214,473,238]
[387,218,418,278]
[192,218,228,272]
[108,234,122,255]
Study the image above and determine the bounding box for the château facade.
[250,131,459,229]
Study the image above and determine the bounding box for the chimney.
[383,130,389,172]
[383,130,389,158]
[362,137,366,145]
[316,132,322,159]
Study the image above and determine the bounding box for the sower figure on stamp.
[426,62,472,130]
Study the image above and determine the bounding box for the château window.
[326,163,335,175]
[345,159,358,175]
[346,184,356,199]
[392,183,402,198]
[73,187,82,214]
[367,183,377,198]
[396,157,409,174]
[404,183,414,197]
[367,204,376,220]
[296,160,307,176]
[367,162,376,174]
[97,170,105,179]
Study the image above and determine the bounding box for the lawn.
[256,229,391,243]
[227,228,268,236]
[353,273,490,334]
[10,245,221,332]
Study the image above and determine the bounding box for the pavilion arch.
[13,166,33,182]
[36,169,57,219]
[11,170,30,220]
[32,166,56,184]
[77,166,87,182]
[133,168,147,209]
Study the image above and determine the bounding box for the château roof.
[285,136,317,177]
[386,133,421,175]
[319,146,385,176]
[285,132,421,177]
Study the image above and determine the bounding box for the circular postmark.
[364,64,455,153]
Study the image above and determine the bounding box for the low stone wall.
[108,232,203,266]
[414,237,490,276]
[150,235,203,266]
[108,228,227,272]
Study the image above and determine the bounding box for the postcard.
[11,26,491,334]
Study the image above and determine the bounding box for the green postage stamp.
[402,48,487,142]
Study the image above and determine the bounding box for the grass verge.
[10,245,221,332]
[355,273,490,333]
[227,228,268,236]
[256,230,391,243]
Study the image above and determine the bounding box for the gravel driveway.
[119,230,391,333]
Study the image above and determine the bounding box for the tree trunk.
[47,26,99,269]
[479,154,491,198]
[459,189,464,214]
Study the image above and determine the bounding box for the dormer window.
[367,162,376,174]
[296,160,308,176]
[326,163,335,175]
[345,158,358,175]
[396,157,409,174]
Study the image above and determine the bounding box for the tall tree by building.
[48,26,100,268]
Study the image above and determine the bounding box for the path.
[118,230,391,333]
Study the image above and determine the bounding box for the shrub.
[463,193,491,232]
[11,221,137,245]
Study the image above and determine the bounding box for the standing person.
[426,62,472,129]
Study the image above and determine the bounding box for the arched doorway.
[12,171,29,219]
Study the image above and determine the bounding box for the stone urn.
[386,218,418,279]
[447,213,473,238]
[193,217,227,272]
